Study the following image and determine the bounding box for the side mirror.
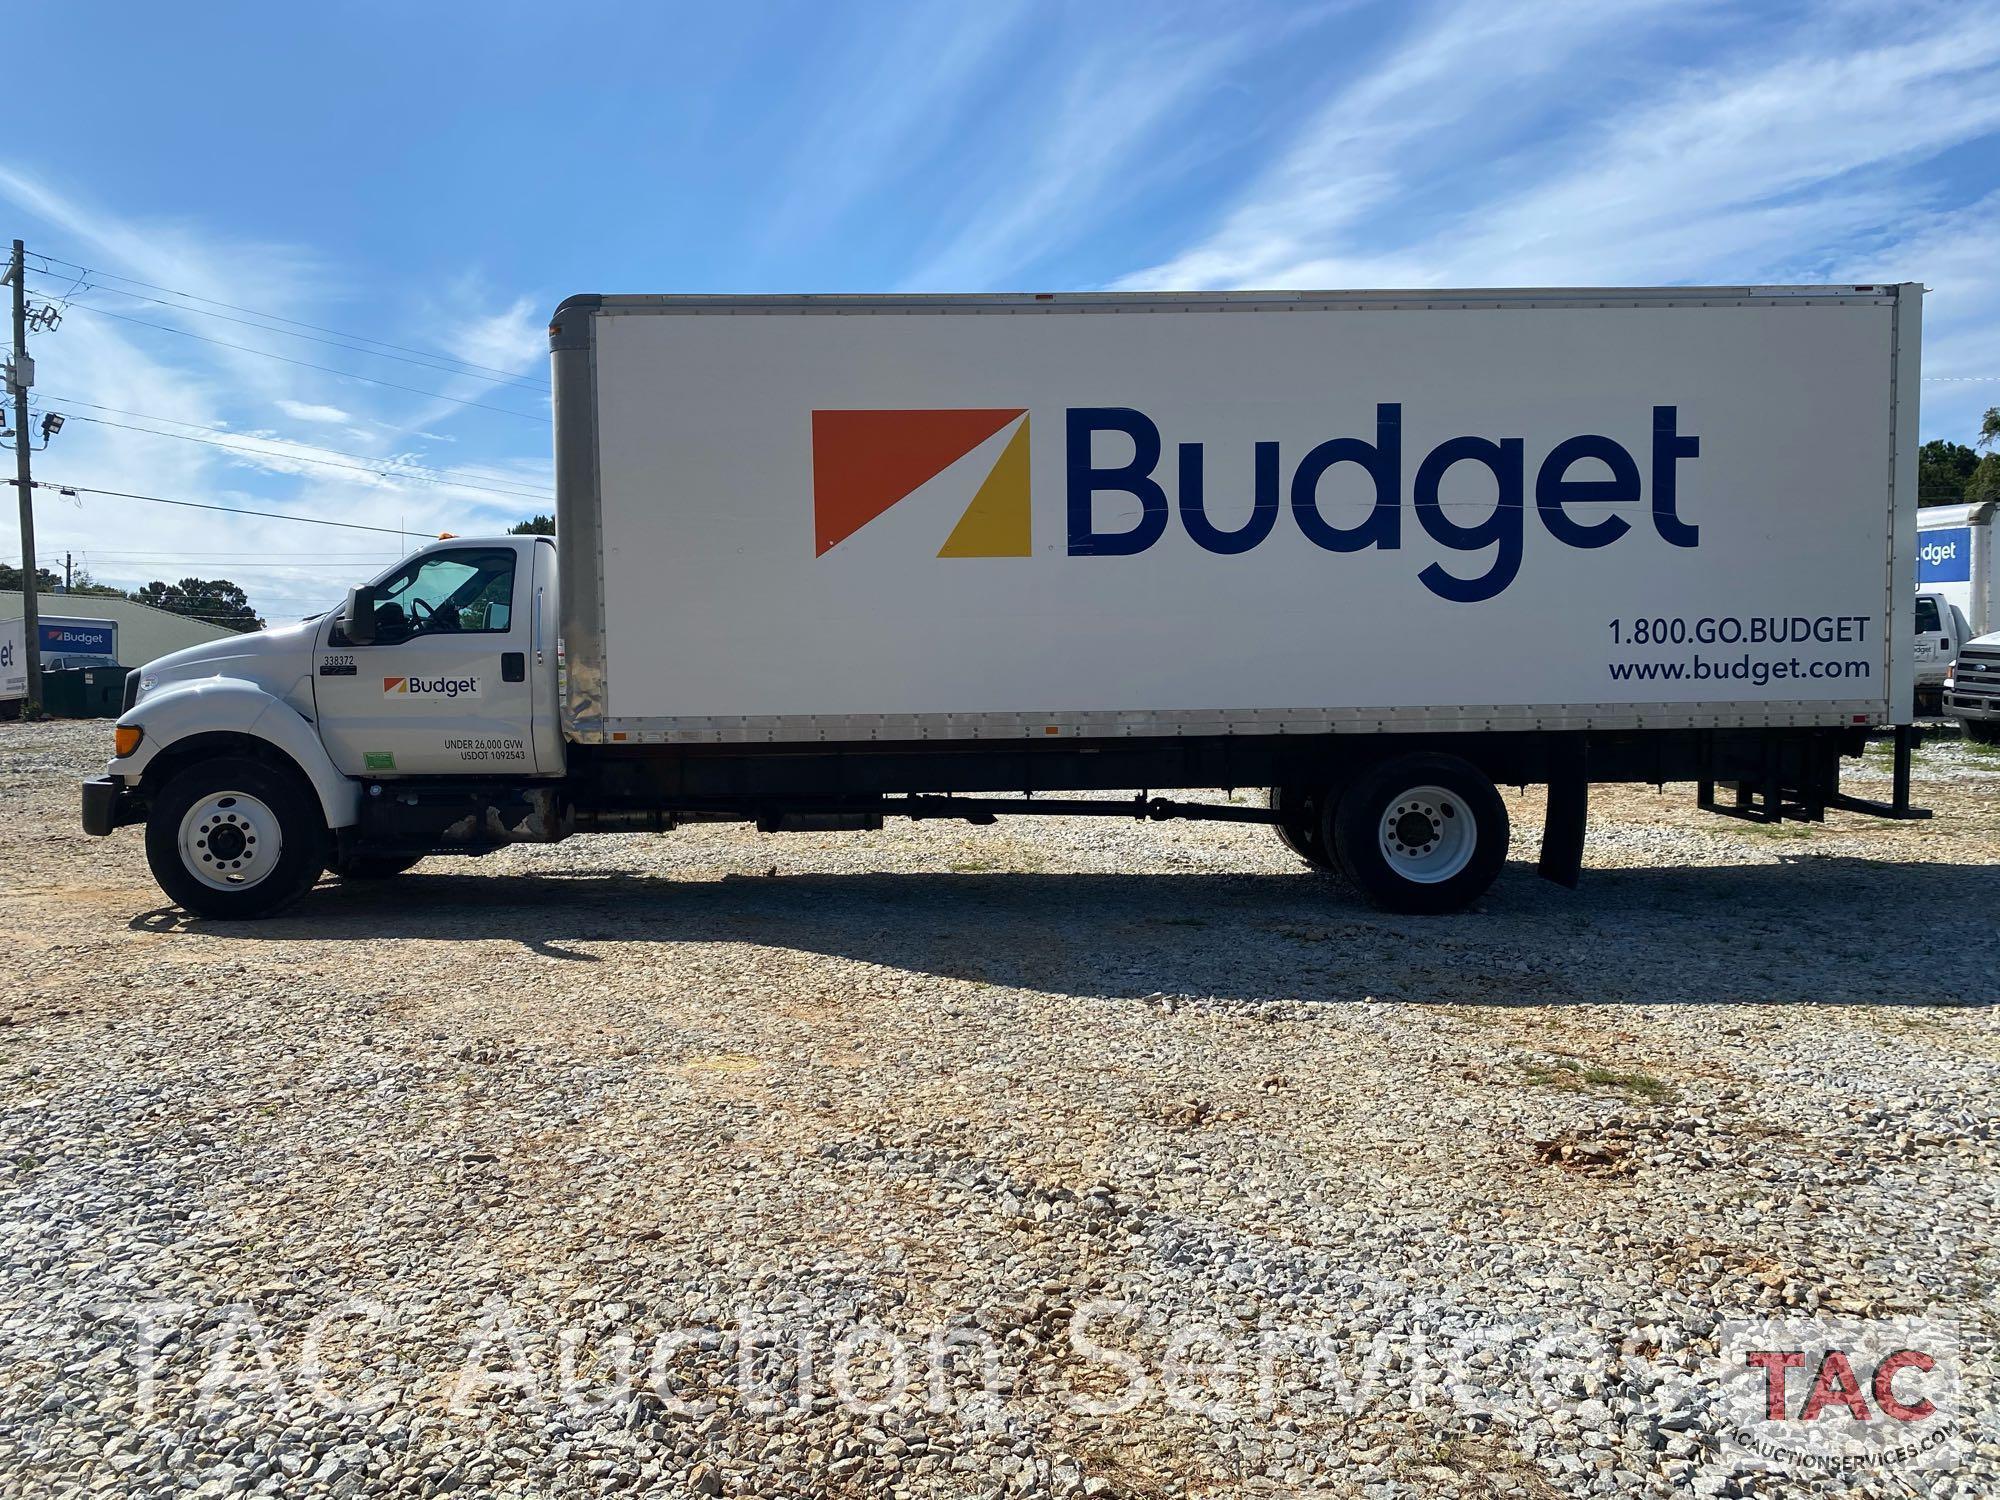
[344,585,379,646]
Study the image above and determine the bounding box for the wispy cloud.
[0,170,552,619]
[1117,0,2000,438]
[1118,0,1687,290]
[758,4,1030,257]
[897,5,1352,292]
[275,399,350,424]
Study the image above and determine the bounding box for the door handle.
[533,586,545,664]
[502,652,525,683]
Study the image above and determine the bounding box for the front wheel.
[1325,753,1508,914]
[145,756,327,920]
[1964,720,2000,746]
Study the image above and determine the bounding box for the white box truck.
[1918,500,1998,637]
[0,618,24,714]
[83,285,1929,919]
[1916,500,1995,711]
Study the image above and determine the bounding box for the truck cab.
[1914,590,1967,714]
[1944,629,2000,743]
[82,535,560,915]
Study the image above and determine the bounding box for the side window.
[1915,597,1940,634]
[366,548,517,643]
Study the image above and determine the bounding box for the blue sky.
[5,0,1999,620]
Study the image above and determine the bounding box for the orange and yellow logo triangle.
[812,408,1030,557]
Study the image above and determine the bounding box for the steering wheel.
[408,598,435,629]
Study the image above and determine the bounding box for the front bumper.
[81,776,142,837]
[1944,691,2000,723]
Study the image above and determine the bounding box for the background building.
[0,590,239,669]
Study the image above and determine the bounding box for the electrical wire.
[41,301,550,422]
[13,478,450,537]
[28,275,547,393]
[36,393,552,497]
[26,251,541,384]
[58,412,557,502]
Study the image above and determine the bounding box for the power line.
[26,251,541,385]
[37,393,553,498]
[12,478,449,537]
[57,411,557,502]
[48,549,401,559]
[42,301,550,422]
[30,275,547,393]
[48,554,400,567]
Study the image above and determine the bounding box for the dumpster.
[41,665,129,719]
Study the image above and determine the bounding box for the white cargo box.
[550,286,1920,744]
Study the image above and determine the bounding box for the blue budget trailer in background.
[1918,501,1996,638]
[37,616,119,668]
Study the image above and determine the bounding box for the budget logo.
[384,676,481,699]
[812,408,1030,558]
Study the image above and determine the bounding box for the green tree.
[1980,406,2000,452]
[1967,453,2000,505]
[1918,439,1979,508]
[509,514,555,535]
[0,562,61,593]
[132,577,265,633]
[61,568,129,599]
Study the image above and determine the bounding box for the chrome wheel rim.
[1377,785,1475,884]
[178,791,281,891]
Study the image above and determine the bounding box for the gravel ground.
[0,718,1994,1499]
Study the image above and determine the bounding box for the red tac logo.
[1745,1348,1937,1422]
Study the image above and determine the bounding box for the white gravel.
[0,718,1994,1499]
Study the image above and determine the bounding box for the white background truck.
[85,285,1928,918]
[1917,499,1995,710]
[0,618,24,713]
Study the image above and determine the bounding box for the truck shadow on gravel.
[128,853,1999,1007]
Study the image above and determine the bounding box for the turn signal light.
[113,725,143,758]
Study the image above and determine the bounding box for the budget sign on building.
[39,618,118,659]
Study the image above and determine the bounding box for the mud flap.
[1538,740,1587,889]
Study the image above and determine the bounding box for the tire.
[1266,785,1340,873]
[327,852,424,880]
[144,756,328,920]
[1965,720,2000,745]
[1325,753,1508,915]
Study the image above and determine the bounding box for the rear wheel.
[145,756,327,920]
[1326,753,1508,914]
[1266,785,1340,873]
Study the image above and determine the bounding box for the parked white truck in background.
[1918,500,1995,713]
[0,618,24,714]
[84,285,1928,918]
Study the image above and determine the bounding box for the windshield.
[368,547,516,639]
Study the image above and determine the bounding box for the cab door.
[313,541,540,777]
[1915,592,1953,678]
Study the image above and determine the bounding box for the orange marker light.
[114,725,144,757]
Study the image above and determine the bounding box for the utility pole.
[63,550,71,591]
[6,239,40,716]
